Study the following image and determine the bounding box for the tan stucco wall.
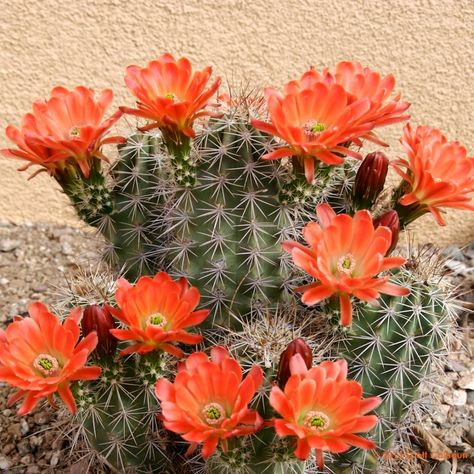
[1,0,473,245]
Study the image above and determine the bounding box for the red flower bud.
[374,210,400,255]
[277,338,312,388]
[353,152,389,209]
[82,305,117,357]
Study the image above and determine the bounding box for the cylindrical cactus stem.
[332,270,453,472]
[105,133,168,280]
[60,159,114,227]
[75,354,173,472]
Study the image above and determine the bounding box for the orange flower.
[393,123,474,226]
[1,86,124,179]
[282,204,409,326]
[0,302,100,415]
[270,355,381,468]
[251,83,372,182]
[122,53,221,138]
[286,62,410,143]
[251,62,409,183]
[109,272,209,357]
[155,346,263,458]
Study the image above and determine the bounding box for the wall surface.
[0,0,473,245]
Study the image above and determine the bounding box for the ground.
[0,221,472,474]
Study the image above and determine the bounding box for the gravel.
[0,221,472,473]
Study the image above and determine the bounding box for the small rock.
[435,461,452,474]
[33,411,50,425]
[20,418,29,435]
[61,242,74,255]
[0,455,11,470]
[20,454,32,465]
[467,424,474,446]
[444,389,467,406]
[0,277,9,285]
[467,390,474,405]
[29,435,42,448]
[2,409,12,417]
[0,239,22,252]
[458,372,474,390]
[50,451,60,467]
[2,443,14,455]
[27,466,41,474]
[17,439,31,455]
[431,404,451,424]
[446,359,467,372]
[7,422,22,439]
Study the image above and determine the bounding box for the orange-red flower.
[109,272,209,357]
[1,86,124,179]
[122,53,221,138]
[282,203,409,326]
[251,62,409,183]
[270,355,381,468]
[393,123,474,226]
[0,302,100,415]
[285,62,410,142]
[155,346,263,458]
[251,83,373,182]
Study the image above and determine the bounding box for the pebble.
[467,424,474,446]
[0,455,11,470]
[20,418,29,435]
[0,239,22,252]
[20,454,32,465]
[444,389,467,406]
[436,461,452,474]
[431,404,451,424]
[50,451,60,467]
[7,422,21,439]
[458,372,474,390]
[33,412,50,425]
[17,439,31,455]
[467,390,474,405]
[27,466,41,474]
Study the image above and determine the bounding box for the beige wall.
[1,0,473,245]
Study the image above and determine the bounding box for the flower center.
[165,92,176,101]
[69,126,80,137]
[337,253,356,275]
[304,120,326,140]
[202,402,225,426]
[304,411,330,431]
[147,313,167,328]
[33,354,59,376]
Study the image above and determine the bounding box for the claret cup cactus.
[1,54,473,473]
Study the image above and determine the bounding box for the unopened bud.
[353,152,389,209]
[82,305,117,357]
[374,210,400,254]
[277,338,312,388]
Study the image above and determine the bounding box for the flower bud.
[82,305,117,357]
[353,152,389,209]
[374,210,400,255]
[277,338,312,388]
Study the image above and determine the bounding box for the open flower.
[393,123,474,226]
[282,203,409,326]
[155,346,263,458]
[270,355,381,468]
[1,86,124,179]
[285,62,409,143]
[251,83,373,182]
[251,62,409,183]
[122,53,221,138]
[109,272,209,357]
[0,302,100,415]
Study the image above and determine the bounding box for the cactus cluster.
[1,54,471,474]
